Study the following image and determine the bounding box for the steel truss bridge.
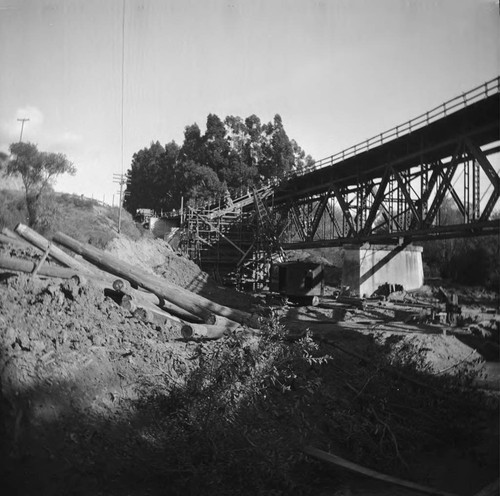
[270,77,500,249]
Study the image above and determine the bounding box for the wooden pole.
[2,227,24,240]
[304,446,458,496]
[15,224,97,276]
[31,242,52,276]
[181,323,228,340]
[0,233,30,249]
[112,278,206,323]
[53,231,260,326]
[0,255,83,280]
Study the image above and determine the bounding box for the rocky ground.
[0,235,499,496]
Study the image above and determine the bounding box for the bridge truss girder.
[279,134,500,248]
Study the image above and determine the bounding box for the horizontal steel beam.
[282,220,499,249]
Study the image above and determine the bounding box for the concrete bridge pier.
[342,243,424,297]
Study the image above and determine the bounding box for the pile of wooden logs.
[0,224,261,339]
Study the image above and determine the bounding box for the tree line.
[124,113,314,214]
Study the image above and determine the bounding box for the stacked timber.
[0,224,261,340]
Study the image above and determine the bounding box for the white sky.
[0,0,499,204]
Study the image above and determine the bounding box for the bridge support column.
[342,243,423,297]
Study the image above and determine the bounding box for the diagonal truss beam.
[437,167,466,218]
[291,203,308,241]
[464,137,500,221]
[393,169,422,227]
[331,183,356,235]
[424,142,462,226]
[307,188,332,241]
[361,169,391,236]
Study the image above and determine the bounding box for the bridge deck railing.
[287,76,500,180]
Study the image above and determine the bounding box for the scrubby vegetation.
[129,313,497,495]
[0,188,142,248]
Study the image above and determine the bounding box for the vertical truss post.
[464,158,470,223]
[421,162,429,222]
[394,169,420,229]
[473,158,480,220]
[464,137,500,222]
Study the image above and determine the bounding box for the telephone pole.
[113,173,128,233]
[17,118,29,142]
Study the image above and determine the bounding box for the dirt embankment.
[0,272,202,494]
[0,235,499,496]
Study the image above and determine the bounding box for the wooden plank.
[304,446,458,496]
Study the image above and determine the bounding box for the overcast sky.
[0,0,499,204]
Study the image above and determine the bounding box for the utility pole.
[113,173,128,233]
[17,118,29,142]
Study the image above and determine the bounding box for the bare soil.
[0,237,498,495]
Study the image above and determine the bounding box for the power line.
[121,0,125,176]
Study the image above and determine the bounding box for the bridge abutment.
[342,243,423,297]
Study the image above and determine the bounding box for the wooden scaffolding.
[179,186,280,290]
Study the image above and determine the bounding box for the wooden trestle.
[179,186,279,290]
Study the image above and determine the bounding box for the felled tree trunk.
[15,223,97,276]
[53,231,260,327]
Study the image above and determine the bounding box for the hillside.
[0,189,143,248]
[0,187,499,496]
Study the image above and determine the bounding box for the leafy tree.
[125,112,313,214]
[179,123,204,165]
[259,114,295,181]
[203,113,229,175]
[421,198,500,287]
[178,160,225,206]
[6,142,75,227]
[125,141,181,214]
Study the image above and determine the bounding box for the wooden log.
[0,233,31,248]
[2,227,24,240]
[113,278,207,324]
[181,316,261,340]
[15,224,96,276]
[0,255,83,280]
[336,295,366,309]
[113,278,132,292]
[53,231,261,327]
[133,305,181,324]
[0,256,109,287]
[181,323,228,340]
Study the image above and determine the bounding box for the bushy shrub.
[0,189,27,229]
[138,312,332,494]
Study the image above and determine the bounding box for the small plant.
[135,306,333,494]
